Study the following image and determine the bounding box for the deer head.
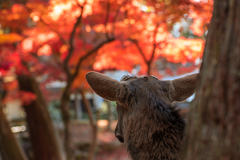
[85,72,198,143]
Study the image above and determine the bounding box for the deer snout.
[115,125,124,143]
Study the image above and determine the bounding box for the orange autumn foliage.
[1,0,213,89]
[189,0,213,36]
[92,1,207,76]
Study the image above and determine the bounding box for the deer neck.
[125,104,185,160]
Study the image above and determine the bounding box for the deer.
[86,72,198,160]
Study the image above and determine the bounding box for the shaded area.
[70,120,129,160]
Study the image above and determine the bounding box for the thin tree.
[79,89,97,160]
[17,75,62,160]
[57,2,115,159]
[0,83,27,160]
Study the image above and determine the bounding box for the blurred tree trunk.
[0,91,27,160]
[75,90,82,120]
[106,101,112,131]
[0,143,6,160]
[182,1,240,159]
[147,62,151,76]
[59,82,72,160]
[79,89,97,160]
[17,75,62,160]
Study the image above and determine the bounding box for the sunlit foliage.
[0,0,213,98]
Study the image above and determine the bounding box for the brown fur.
[86,72,198,160]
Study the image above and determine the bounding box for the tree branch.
[79,89,95,127]
[64,2,85,77]
[130,39,148,64]
[149,23,160,63]
[72,37,115,79]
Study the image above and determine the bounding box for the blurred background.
[0,0,213,160]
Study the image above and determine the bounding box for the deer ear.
[168,73,199,102]
[85,72,125,102]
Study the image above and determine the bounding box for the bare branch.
[149,23,160,63]
[79,89,95,127]
[64,3,85,77]
[130,39,149,64]
[72,37,115,79]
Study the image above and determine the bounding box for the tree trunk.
[75,90,82,120]
[182,1,240,159]
[59,82,72,160]
[147,62,151,76]
[79,89,97,160]
[17,75,62,160]
[106,101,112,131]
[0,92,27,160]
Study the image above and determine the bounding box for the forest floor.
[70,120,130,160]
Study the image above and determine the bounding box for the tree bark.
[79,89,97,160]
[0,90,27,160]
[182,1,240,159]
[17,75,62,160]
